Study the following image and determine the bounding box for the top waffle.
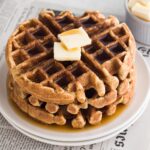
[6,10,136,105]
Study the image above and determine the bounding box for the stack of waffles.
[6,10,136,128]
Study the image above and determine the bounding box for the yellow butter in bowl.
[139,0,150,6]
[129,0,150,8]
[128,0,138,8]
[129,0,150,21]
[131,2,150,21]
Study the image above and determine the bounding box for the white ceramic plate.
[0,52,150,142]
[3,96,149,146]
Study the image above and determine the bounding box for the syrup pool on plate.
[7,89,129,132]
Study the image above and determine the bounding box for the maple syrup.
[8,92,128,132]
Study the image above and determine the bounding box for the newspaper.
[0,0,150,150]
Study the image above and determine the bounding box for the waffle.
[8,64,135,128]
[6,10,136,128]
[8,65,135,128]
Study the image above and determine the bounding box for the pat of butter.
[128,0,150,8]
[132,2,150,21]
[139,0,150,6]
[54,42,81,61]
[58,27,91,49]
[128,0,138,9]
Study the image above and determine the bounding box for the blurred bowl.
[125,0,150,45]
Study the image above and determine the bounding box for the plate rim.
[0,51,150,142]
[3,96,149,146]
